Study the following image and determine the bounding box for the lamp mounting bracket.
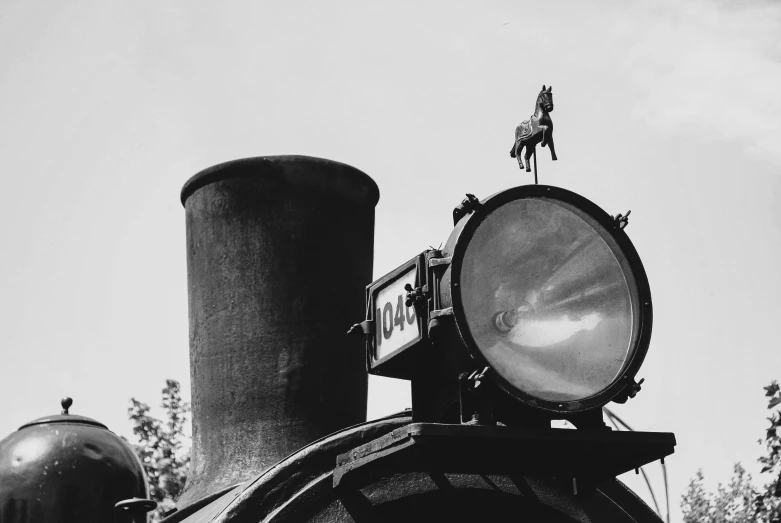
[613,210,631,229]
[453,193,482,225]
[611,377,645,404]
[347,320,374,337]
[429,256,452,268]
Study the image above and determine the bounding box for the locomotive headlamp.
[444,186,651,413]
[358,185,651,418]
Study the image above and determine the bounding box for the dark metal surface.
[334,473,663,523]
[179,155,379,509]
[115,497,158,513]
[441,185,653,414]
[452,193,481,225]
[160,484,245,523]
[165,412,412,523]
[19,397,107,430]
[614,210,632,230]
[510,85,558,173]
[333,423,675,489]
[0,398,153,523]
[167,414,666,523]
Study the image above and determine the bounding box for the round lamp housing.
[439,185,652,414]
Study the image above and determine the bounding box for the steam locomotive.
[0,156,675,523]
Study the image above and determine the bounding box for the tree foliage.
[681,465,757,523]
[128,379,191,522]
[756,381,781,521]
[681,381,781,523]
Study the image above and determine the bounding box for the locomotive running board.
[333,423,675,491]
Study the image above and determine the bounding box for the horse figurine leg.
[524,145,534,172]
[547,134,557,161]
[510,141,525,170]
[516,143,525,170]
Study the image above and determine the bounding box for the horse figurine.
[510,85,557,172]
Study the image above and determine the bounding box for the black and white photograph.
[1,1,780,521]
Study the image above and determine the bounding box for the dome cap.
[17,397,107,430]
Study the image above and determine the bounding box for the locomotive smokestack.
[178,156,378,507]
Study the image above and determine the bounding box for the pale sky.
[2,1,781,521]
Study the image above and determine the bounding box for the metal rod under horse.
[510,85,558,172]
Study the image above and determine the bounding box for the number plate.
[366,254,426,376]
[375,266,418,360]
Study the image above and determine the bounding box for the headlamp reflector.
[458,196,642,404]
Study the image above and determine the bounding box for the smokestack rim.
[180,155,380,208]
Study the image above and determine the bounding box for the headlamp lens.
[459,198,639,402]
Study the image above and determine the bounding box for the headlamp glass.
[459,198,640,402]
